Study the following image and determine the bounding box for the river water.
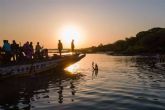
[0,54,165,110]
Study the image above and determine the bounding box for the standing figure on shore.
[58,40,63,56]
[71,40,75,54]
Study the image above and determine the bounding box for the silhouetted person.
[41,49,48,58]
[58,40,63,56]
[29,42,34,59]
[35,42,42,59]
[92,62,98,70]
[92,62,98,79]
[23,41,32,60]
[71,40,75,54]
[11,40,19,61]
[0,46,2,64]
[2,40,12,63]
[17,46,24,62]
[95,64,98,71]
[92,61,95,69]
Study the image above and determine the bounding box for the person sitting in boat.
[0,46,1,54]
[23,41,32,60]
[17,46,25,62]
[29,42,34,59]
[0,46,2,64]
[2,40,12,63]
[41,48,48,58]
[35,42,42,59]
[11,40,19,61]
[71,39,75,54]
[58,40,63,56]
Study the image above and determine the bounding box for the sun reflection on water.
[65,63,79,74]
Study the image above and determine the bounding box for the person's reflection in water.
[95,69,98,76]
[70,80,76,102]
[57,79,63,104]
[92,69,99,79]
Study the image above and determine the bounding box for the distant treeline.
[80,27,165,55]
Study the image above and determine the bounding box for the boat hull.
[0,54,86,78]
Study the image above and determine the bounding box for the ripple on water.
[0,54,165,110]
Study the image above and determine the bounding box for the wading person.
[71,39,75,54]
[58,40,63,56]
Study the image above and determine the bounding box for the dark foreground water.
[0,54,165,110]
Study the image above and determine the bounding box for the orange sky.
[0,0,165,48]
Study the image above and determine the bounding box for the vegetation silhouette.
[80,27,165,55]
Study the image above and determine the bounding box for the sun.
[58,25,84,48]
[61,26,80,45]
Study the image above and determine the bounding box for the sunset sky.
[0,0,165,48]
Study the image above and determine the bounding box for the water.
[0,54,165,110]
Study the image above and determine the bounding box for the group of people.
[58,39,75,56]
[0,39,75,64]
[0,40,48,64]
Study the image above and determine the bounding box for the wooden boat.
[0,54,86,78]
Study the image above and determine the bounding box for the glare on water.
[65,63,79,74]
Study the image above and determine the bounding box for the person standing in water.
[95,63,98,71]
[92,62,98,70]
[92,62,99,79]
[58,40,63,56]
[71,40,75,54]
[92,61,95,70]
